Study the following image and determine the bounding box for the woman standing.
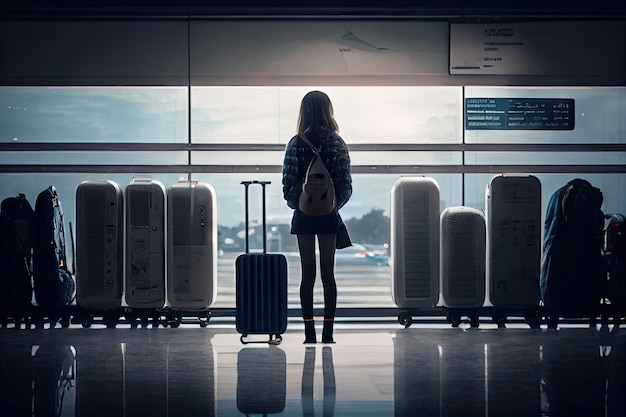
[282,90,352,344]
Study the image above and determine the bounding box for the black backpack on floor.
[541,178,604,317]
[33,186,75,309]
[0,194,35,311]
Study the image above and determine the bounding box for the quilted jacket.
[282,128,352,211]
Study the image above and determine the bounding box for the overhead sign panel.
[450,22,626,76]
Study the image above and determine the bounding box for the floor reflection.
[75,343,123,416]
[33,345,75,417]
[392,329,626,417]
[540,340,626,416]
[0,344,75,417]
[236,346,286,415]
[0,327,625,417]
[75,342,216,417]
[302,347,336,417]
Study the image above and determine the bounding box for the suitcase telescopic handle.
[241,181,271,254]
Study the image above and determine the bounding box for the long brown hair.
[296,90,339,137]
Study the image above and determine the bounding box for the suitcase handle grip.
[131,176,154,184]
[241,181,271,254]
[241,180,271,186]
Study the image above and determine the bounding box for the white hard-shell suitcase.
[485,174,542,307]
[440,206,486,309]
[390,177,440,310]
[124,177,166,309]
[75,180,124,311]
[167,180,217,310]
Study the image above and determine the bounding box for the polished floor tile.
[1,323,625,416]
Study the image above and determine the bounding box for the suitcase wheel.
[59,315,71,328]
[446,310,462,327]
[492,313,507,329]
[240,334,283,345]
[167,317,181,328]
[525,315,542,329]
[81,315,93,328]
[398,311,412,328]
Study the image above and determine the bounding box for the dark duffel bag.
[33,186,75,309]
[0,193,35,311]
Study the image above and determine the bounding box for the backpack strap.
[299,132,319,155]
[299,133,334,181]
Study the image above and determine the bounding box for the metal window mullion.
[2,164,626,174]
[2,143,626,152]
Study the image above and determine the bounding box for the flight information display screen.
[465,98,575,130]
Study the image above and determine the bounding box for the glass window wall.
[1,87,188,144]
[1,85,625,311]
[190,86,462,145]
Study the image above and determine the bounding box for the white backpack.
[298,134,336,216]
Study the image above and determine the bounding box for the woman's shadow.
[302,346,336,417]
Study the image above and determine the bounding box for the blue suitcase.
[235,181,288,345]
